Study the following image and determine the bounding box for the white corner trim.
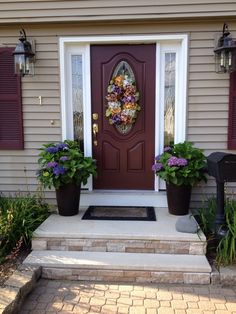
[59,39,66,141]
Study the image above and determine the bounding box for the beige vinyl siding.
[0,0,236,24]
[0,20,235,206]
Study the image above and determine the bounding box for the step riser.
[42,267,211,284]
[32,238,206,255]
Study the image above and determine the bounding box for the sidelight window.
[164,52,176,147]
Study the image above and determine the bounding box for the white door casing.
[59,34,188,196]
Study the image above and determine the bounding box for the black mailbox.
[207,152,236,237]
[207,152,236,182]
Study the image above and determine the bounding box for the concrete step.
[23,250,212,284]
[31,210,207,256]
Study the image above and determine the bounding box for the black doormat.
[82,206,156,221]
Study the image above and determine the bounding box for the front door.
[91,44,156,190]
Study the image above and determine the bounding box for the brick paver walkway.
[20,279,236,314]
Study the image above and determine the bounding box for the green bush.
[195,196,236,266]
[0,193,50,262]
[216,198,236,266]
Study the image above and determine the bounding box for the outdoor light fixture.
[13,29,35,76]
[214,23,236,73]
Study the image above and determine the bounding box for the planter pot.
[56,182,81,216]
[166,183,192,215]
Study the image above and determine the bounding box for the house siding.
[0,19,235,206]
[0,0,235,23]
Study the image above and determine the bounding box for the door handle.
[93,123,98,146]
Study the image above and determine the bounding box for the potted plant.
[37,140,97,216]
[152,141,207,215]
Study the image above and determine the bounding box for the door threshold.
[80,190,167,207]
[90,189,164,193]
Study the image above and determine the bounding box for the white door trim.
[59,34,188,196]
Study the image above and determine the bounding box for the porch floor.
[34,207,205,242]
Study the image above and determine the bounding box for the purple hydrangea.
[164,146,172,152]
[168,156,188,167]
[56,143,69,150]
[47,161,58,168]
[177,158,188,167]
[60,156,69,162]
[46,146,58,154]
[155,155,161,161]
[53,165,66,176]
[167,156,179,167]
[152,163,163,172]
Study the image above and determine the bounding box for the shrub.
[152,141,207,186]
[195,196,236,266]
[37,140,97,189]
[216,198,236,266]
[0,193,50,262]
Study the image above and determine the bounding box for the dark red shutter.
[228,71,236,149]
[0,48,23,149]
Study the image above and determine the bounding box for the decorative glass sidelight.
[71,55,84,149]
[164,53,176,146]
[105,61,140,135]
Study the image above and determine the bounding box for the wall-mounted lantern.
[13,29,35,76]
[214,23,236,73]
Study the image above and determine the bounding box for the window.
[0,48,23,149]
[71,55,84,150]
[164,53,176,147]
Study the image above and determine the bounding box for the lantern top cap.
[13,28,35,57]
[214,23,236,51]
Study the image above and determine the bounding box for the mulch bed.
[0,246,31,287]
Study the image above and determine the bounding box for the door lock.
[92,113,98,121]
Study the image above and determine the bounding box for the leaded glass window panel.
[164,53,176,146]
[72,55,84,149]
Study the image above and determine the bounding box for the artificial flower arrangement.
[105,75,140,126]
[37,140,97,189]
[152,141,207,186]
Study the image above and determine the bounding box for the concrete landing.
[33,207,205,242]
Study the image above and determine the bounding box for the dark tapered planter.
[56,182,81,216]
[166,182,192,215]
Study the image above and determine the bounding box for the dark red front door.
[91,44,156,189]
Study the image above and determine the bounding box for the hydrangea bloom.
[60,156,69,162]
[46,146,58,154]
[53,165,66,176]
[164,146,172,152]
[47,162,58,168]
[177,158,188,167]
[168,156,188,167]
[167,156,179,166]
[56,143,68,150]
[152,163,163,172]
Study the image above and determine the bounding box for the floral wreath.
[105,75,140,126]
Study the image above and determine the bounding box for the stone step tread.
[23,250,211,273]
[34,212,206,242]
